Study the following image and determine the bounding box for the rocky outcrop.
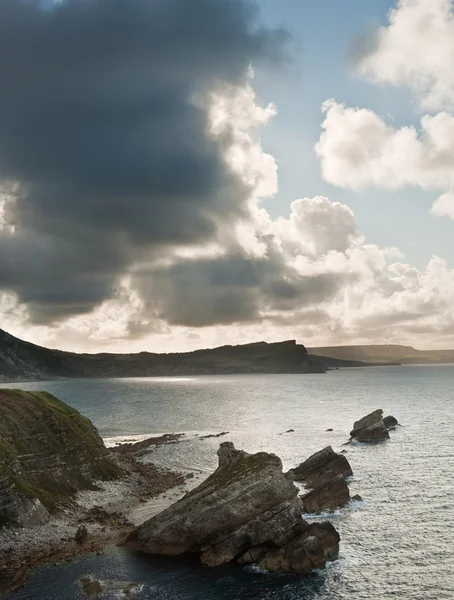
[126,442,340,574]
[383,415,399,428]
[288,446,353,487]
[300,475,350,513]
[350,409,398,442]
[0,390,123,527]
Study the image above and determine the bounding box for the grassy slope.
[0,390,122,517]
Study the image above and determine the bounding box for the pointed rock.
[126,442,340,574]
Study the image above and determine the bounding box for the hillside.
[0,389,122,527]
[0,329,382,383]
[309,344,454,365]
[0,329,327,381]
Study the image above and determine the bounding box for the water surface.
[2,366,453,599]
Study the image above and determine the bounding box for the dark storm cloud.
[134,254,345,328]
[0,0,286,322]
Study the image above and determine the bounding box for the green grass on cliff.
[0,390,123,520]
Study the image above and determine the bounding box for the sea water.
[2,366,454,599]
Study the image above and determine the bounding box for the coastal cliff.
[0,390,123,527]
[0,330,329,381]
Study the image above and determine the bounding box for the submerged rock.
[350,409,390,442]
[127,442,340,574]
[288,446,353,487]
[0,390,123,528]
[300,475,350,513]
[79,576,140,598]
[80,577,103,597]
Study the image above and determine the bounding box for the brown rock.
[80,576,103,597]
[350,409,390,442]
[126,442,340,574]
[300,475,350,513]
[288,446,353,487]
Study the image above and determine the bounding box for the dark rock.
[126,442,340,574]
[350,409,390,442]
[383,415,399,428]
[288,446,353,487]
[351,494,363,502]
[80,576,103,597]
[326,428,333,432]
[300,475,350,513]
[185,472,195,479]
[200,432,229,439]
[75,525,88,544]
[123,582,140,597]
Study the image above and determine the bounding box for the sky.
[1,0,454,353]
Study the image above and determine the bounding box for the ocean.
[2,365,454,599]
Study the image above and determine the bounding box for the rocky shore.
[0,390,185,595]
[0,390,401,596]
[0,450,184,595]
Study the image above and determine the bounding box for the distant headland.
[0,329,400,383]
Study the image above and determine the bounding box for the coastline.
[0,445,188,596]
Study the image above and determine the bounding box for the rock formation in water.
[0,389,123,527]
[126,442,340,574]
[300,475,350,513]
[383,415,399,428]
[287,446,353,513]
[288,446,353,487]
[350,409,398,442]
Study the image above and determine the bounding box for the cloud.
[356,0,454,111]
[3,0,454,353]
[0,0,286,323]
[432,192,454,219]
[315,100,454,218]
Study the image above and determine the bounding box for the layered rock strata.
[0,389,123,527]
[287,446,353,513]
[288,446,353,487]
[127,442,340,574]
[350,409,398,442]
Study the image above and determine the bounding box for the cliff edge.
[0,390,123,527]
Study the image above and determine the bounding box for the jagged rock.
[0,390,123,528]
[126,442,340,574]
[288,446,353,487]
[300,475,350,513]
[350,409,390,442]
[75,524,88,543]
[383,415,399,428]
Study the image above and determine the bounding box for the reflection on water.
[2,367,454,599]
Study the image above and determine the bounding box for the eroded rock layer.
[0,390,123,527]
[289,446,353,487]
[127,442,340,574]
[350,409,398,442]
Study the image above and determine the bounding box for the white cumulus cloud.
[357,0,454,112]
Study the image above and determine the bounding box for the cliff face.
[0,330,327,381]
[0,390,122,527]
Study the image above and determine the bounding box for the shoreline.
[0,443,188,596]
